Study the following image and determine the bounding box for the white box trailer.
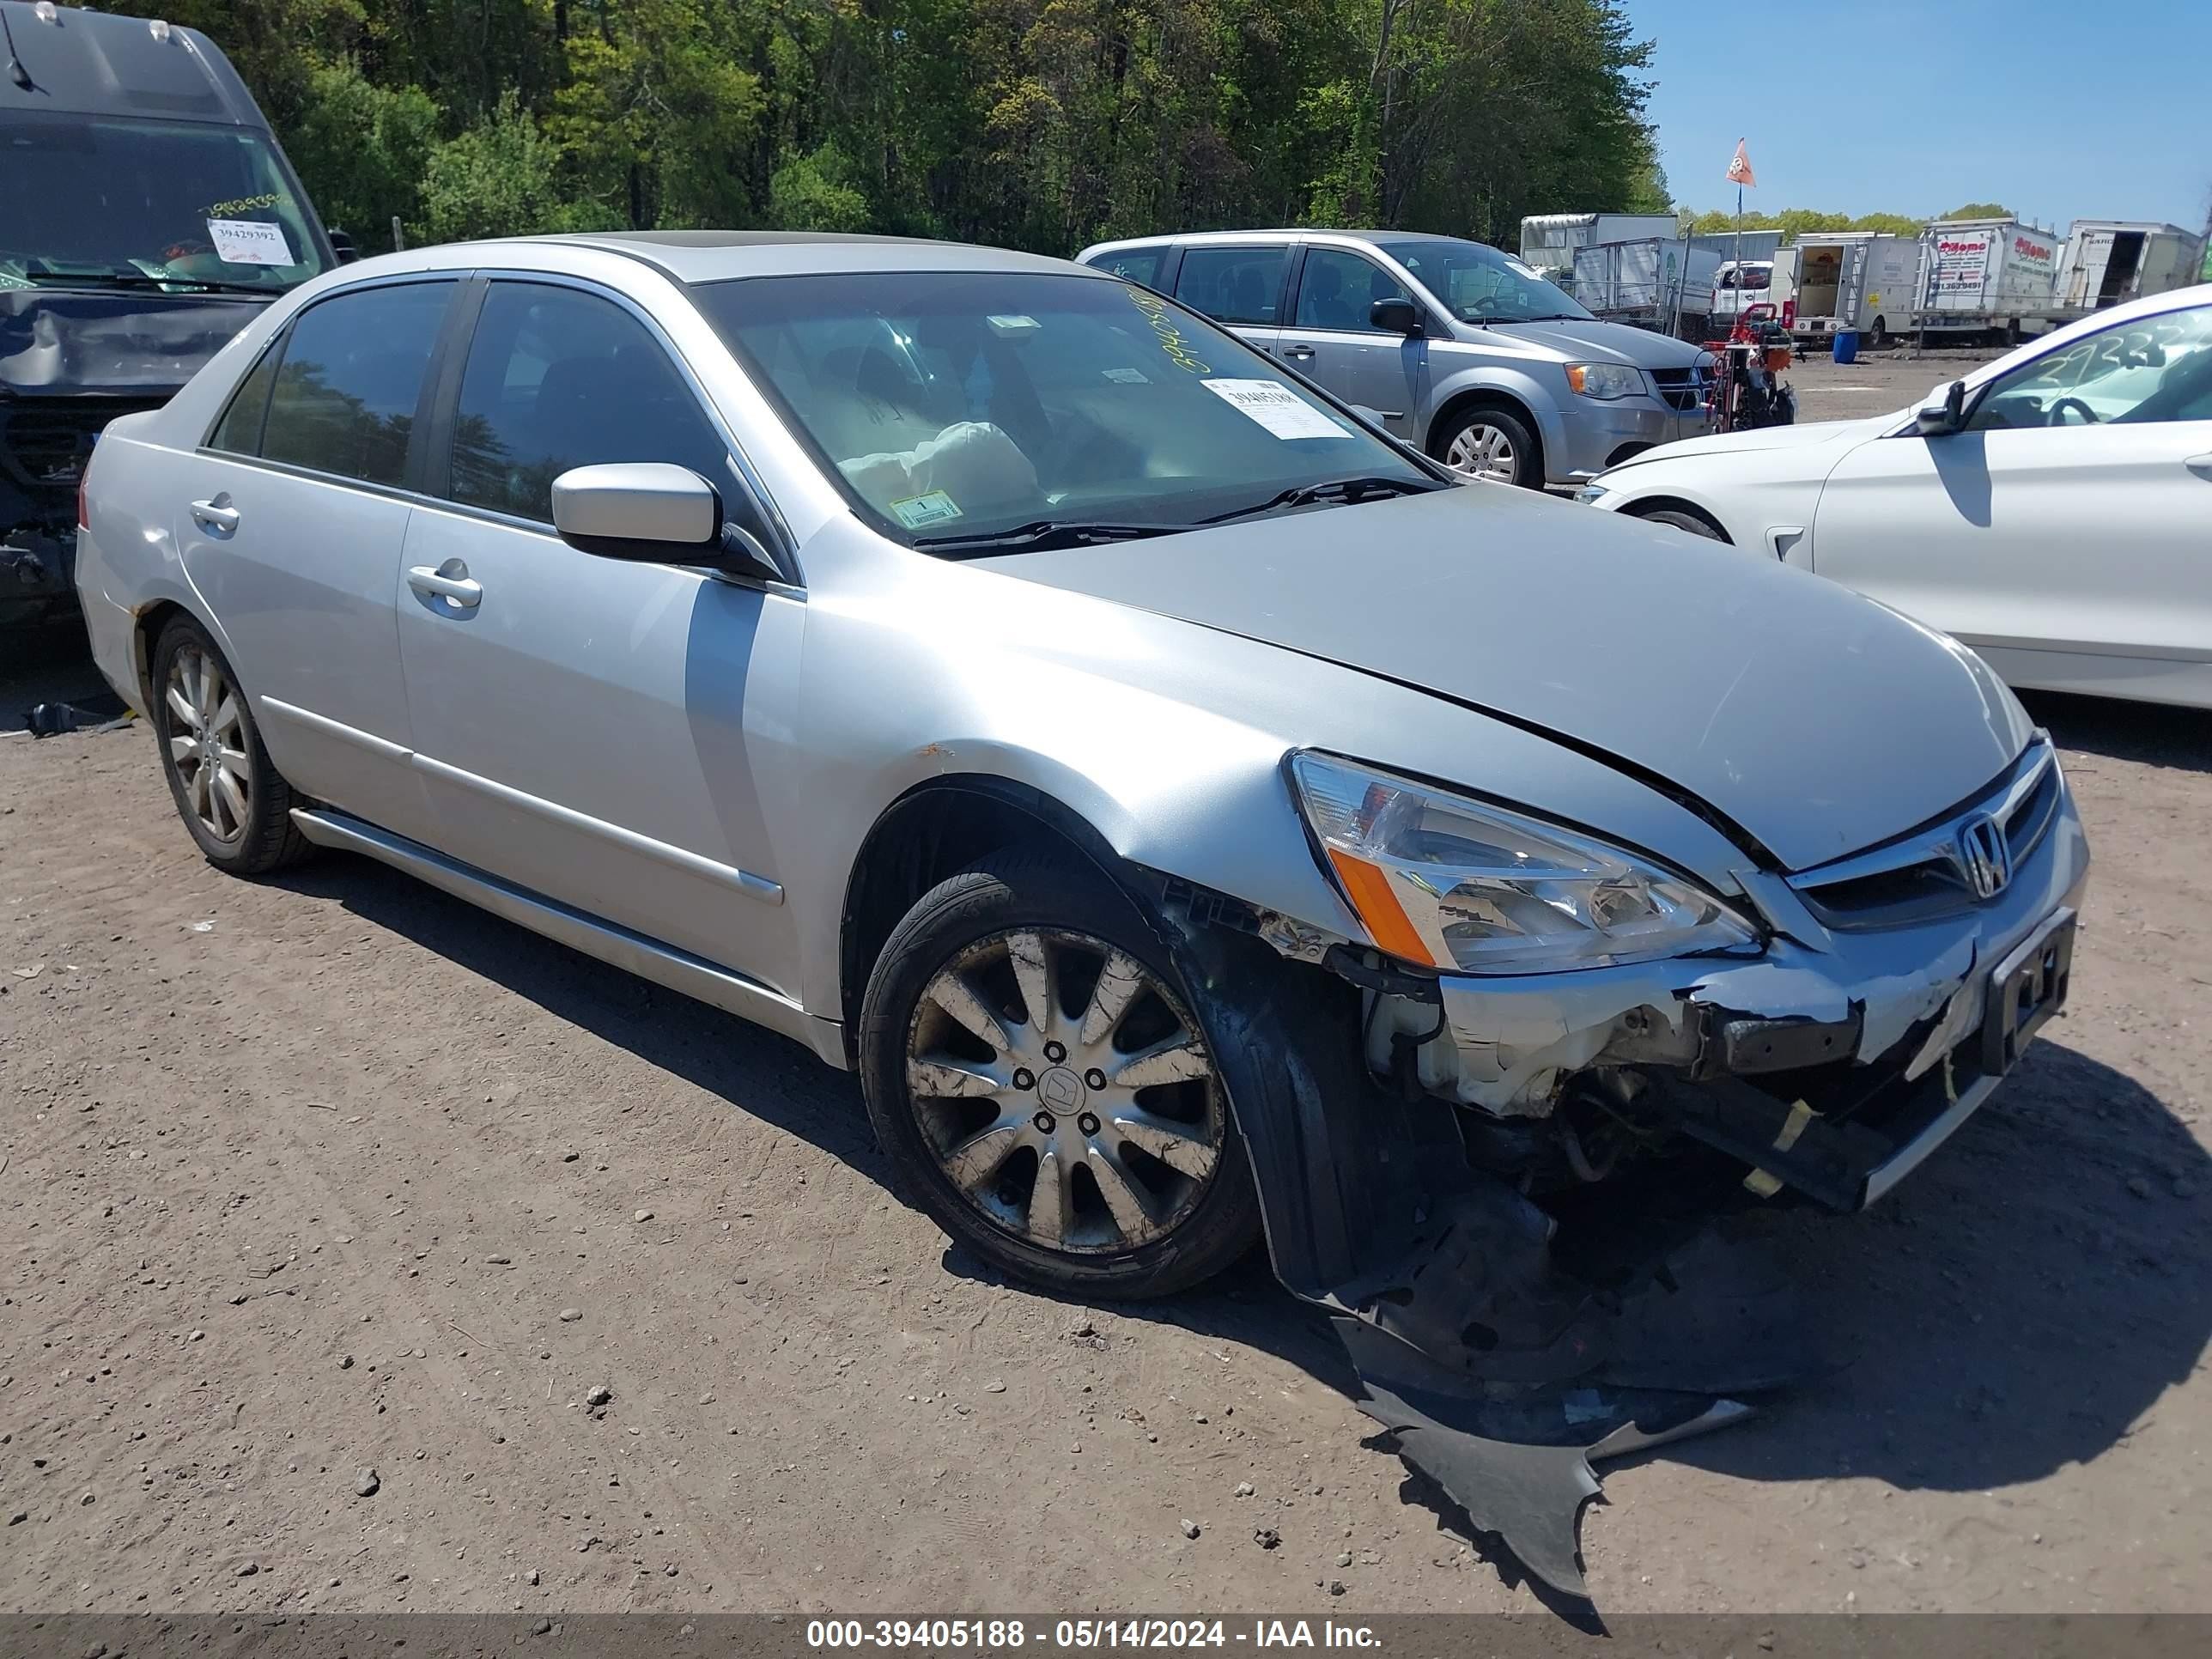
[1520,212,1681,291]
[1787,233,1923,348]
[1916,216,2061,339]
[2056,220,2203,311]
[1571,238,1723,334]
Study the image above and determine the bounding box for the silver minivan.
[1078,228,1714,487]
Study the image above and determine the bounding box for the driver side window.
[1292,248,1410,332]
[1967,306,2212,430]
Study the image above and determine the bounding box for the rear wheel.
[1867,315,1888,349]
[149,616,313,875]
[1433,405,1540,488]
[859,850,1261,1297]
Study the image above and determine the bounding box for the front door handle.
[1283,344,1316,360]
[408,561,482,610]
[190,495,240,533]
[2186,453,2212,480]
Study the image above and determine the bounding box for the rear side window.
[1173,246,1289,326]
[207,339,281,455]
[1086,247,1166,293]
[260,282,453,486]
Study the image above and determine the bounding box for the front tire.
[859,849,1261,1298]
[149,616,313,875]
[1433,405,1540,488]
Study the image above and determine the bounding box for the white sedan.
[1580,283,2212,709]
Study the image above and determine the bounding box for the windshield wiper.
[1486,313,1587,324]
[1194,475,1443,527]
[27,271,275,297]
[913,520,1186,556]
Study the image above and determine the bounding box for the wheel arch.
[837,775,1145,1045]
[131,598,204,710]
[1622,495,1735,544]
[1425,380,1549,479]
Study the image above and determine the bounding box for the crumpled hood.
[0,288,270,398]
[1612,413,1891,470]
[975,485,2032,872]
[1472,316,1710,371]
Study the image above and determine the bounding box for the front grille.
[1789,742,2061,930]
[1,397,168,493]
[1648,365,1709,413]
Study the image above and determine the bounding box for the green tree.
[768,143,872,232]
[549,0,765,229]
[288,59,440,253]
[1943,201,2011,219]
[416,92,620,242]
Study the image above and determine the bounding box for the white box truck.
[2055,221,2203,312]
[1916,216,2061,341]
[1571,238,1723,335]
[1787,232,1922,349]
[1520,212,1681,292]
[1711,256,1788,328]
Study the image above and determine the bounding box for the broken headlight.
[1290,752,1758,975]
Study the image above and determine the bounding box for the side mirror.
[1369,296,1423,336]
[552,462,724,561]
[1914,378,1966,434]
[1346,404,1390,433]
[327,228,360,264]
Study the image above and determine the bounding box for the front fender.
[1426,362,1567,459]
[1591,461,1829,565]
[777,542,1364,1017]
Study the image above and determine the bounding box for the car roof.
[0,3,265,126]
[447,232,1093,285]
[1080,228,1492,258]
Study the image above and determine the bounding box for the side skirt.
[289,806,848,1070]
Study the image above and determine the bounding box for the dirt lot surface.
[5,437,2209,1619]
[1784,343,2010,422]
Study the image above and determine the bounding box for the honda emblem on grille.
[1956,811,2011,899]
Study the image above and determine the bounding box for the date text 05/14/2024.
[805,1620,1382,1650]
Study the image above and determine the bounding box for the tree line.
[1678,203,2016,242]
[143,0,1671,257]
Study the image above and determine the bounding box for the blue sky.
[1626,0,2212,233]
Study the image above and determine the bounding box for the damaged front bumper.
[1197,739,2089,1600]
[1412,741,2088,1210]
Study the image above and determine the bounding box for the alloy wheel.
[904,928,1226,1255]
[165,644,250,843]
[1444,422,1518,483]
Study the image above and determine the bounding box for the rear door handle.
[2186,453,2212,480]
[408,562,482,610]
[189,495,240,533]
[1283,344,1316,360]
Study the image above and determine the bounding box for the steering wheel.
[2047,396,2101,426]
[1463,295,1504,317]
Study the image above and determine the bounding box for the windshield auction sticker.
[205,219,295,266]
[889,490,963,529]
[1200,379,1347,440]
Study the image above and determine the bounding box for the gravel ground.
[1784,343,2011,423]
[3,404,2209,1617]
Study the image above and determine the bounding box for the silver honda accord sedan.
[76,232,2087,1325]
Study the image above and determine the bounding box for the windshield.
[694,270,1437,549]
[1383,239,1595,324]
[0,110,330,294]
